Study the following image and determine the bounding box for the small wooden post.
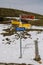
[34,39,41,61]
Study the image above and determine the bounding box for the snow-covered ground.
[32,26,43,29]
[0,24,43,65]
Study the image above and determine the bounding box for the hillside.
[0,8,43,26]
[0,8,43,19]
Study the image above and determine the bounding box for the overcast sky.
[0,0,43,15]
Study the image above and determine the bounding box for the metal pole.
[19,32,22,58]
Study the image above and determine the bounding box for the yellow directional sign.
[11,20,31,29]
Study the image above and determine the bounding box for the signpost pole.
[16,27,25,58]
[19,31,22,58]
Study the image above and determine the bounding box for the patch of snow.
[0,24,43,65]
[32,26,43,29]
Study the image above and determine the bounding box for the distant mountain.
[0,8,43,19]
